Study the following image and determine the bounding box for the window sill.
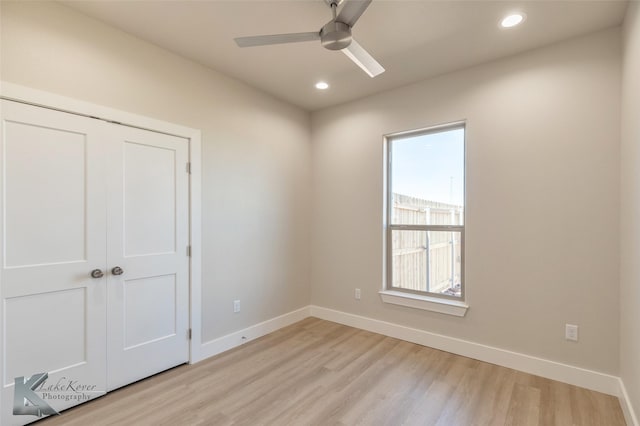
[379,290,469,317]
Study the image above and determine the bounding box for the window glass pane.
[390,127,464,225]
[391,230,462,298]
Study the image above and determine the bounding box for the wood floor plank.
[38,319,626,426]
[504,382,541,426]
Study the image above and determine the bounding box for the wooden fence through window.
[391,193,463,296]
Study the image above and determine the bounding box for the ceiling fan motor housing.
[320,21,352,50]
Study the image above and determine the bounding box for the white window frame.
[380,121,469,317]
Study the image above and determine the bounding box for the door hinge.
[188,328,192,340]
[186,245,191,257]
[186,162,191,174]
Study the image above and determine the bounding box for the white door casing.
[0,96,196,425]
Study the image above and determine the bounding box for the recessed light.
[315,81,329,90]
[501,13,525,28]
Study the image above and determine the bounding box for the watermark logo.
[13,373,59,417]
[13,372,102,418]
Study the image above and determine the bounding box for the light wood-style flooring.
[39,317,625,425]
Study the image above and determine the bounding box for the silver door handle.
[90,269,104,279]
[111,266,124,276]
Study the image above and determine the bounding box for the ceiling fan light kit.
[234,0,385,78]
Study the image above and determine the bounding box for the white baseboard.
[194,304,636,424]
[197,306,311,362]
[309,305,621,397]
[619,379,639,426]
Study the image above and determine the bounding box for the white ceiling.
[61,0,628,111]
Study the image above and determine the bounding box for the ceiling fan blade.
[235,32,320,47]
[336,0,372,27]
[342,39,384,77]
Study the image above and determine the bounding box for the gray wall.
[620,0,640,418]
[0,1,312,343]
[310,28,621,374]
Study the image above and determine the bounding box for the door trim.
[0,82,204,374]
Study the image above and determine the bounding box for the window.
[382,122,467,315]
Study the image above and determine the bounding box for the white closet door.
[0,100,108,425]
[105,124,190,391]
[1,100,191,424]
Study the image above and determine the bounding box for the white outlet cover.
[565,324,579,341]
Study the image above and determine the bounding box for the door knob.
[90,269,104,279]
[111,266,124,276]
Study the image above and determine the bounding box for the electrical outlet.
[565,324,578,342]
[233,300,240,313]
[355,288,361,300]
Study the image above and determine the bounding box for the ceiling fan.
[234,0,384,78]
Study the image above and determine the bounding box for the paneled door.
[0,100,108,425]
[105,124,190,391]
[0,100,190,425]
